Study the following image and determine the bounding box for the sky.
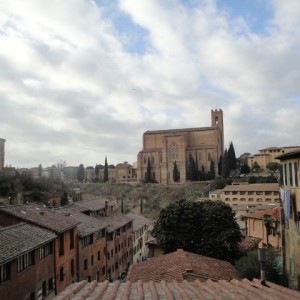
[1,0,300,168]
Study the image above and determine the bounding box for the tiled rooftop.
[223,183,279,192]
[239,236,261,252]
[0,204,80,233]
[99,213,133,232]
[53,278,300,300]
[0,223,56,264]
[127,213,150,232]
[247,207,281,220]
[75,199,111,211]
[55,206,107,237]
[127,249,240,282]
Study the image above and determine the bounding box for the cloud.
[0,0,300,168]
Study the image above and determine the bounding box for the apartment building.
[0,223,56,300]
[222,183,280,206]
[101,213,133,281]
[0,204,79,294]
[127,213,150,264]
[244,207,281,250]
[56,207,107,283]
[247,146,300,171]
[277,149,300,289]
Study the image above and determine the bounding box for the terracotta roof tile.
[55,207,107,237]
[0,204,79,233]
[223,183,279,192]
[0,222,56,264]
[96,213,133,232]
[53,278,300,299]
[127,213,150,231]
[75,199,110,211]
[127,249,240,282]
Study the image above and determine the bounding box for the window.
[60,267,64,282]
[91,255,94,266]
[59,235,64,256]
[42,281,47,297]
[71,259,74,276]
[70,229,74,250]
[82,235,93,248]
[17,251,34,272]
[48,278,54,291]
[40,242,53,259]
[0,263,10,283]
[102,266,106,275]
[84,259,88,270]
[98,251,100,261]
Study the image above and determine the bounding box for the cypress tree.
[145,157,152,183]
[222,149,230,179]
[104,157,108,182]
[228,141,237,170]
[173,161,180,182]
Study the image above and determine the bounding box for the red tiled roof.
[0,204,79,233]
[247,208,281,220]
[53,278,300,300]
[127,249,240,282]
[239,236,261,252]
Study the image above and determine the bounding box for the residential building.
[127,249,240,282]
[52,277,300,299]
[56,207,107,282]
[100,213,133,281]
[243,207,281,250]
[85,166,95,183]
[276,149,300,289]
[137,109,224,184]
[74,199,114,217]
[0,138,5,173]
[222,183,280,206]
[247,146,300,172]
[115,163,137,182]
[0,223,56,300]
[0,204,80,294]
[127,213,150,263]
[209,189,222,200]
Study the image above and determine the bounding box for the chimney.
[104,200,109,217]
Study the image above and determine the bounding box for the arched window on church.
[215,117,219,125]
[208,153,211,161]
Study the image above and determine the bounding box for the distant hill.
[77,182,208,220]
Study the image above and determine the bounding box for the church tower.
[211,109,224,155]
[0,138,6,173]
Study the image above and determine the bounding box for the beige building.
[277,149,300,289]
[137,109,224,184]
[222,183,280,206]
[127,213,150,264]
[247,146,300,172]
[0,138,5,173]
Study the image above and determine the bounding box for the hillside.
[78,182,209,220]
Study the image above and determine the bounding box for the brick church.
[137,109,224,184]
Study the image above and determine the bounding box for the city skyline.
[1,1,300,168]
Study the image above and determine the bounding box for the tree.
[152,199,242,263]
[104,157,108,182]
[266,162,280,182]
[187,153,197,181]
[144,157,152,183]
[209,160,215,179]
[235,249,282,284]
[77,164,85,182]
[218,155,223,176]
[251,161,260,172]
[173,161,180,182]
[221,149,230,179]
[240,164,250,175]
[38,164,42,177]
[228,142,237,170]
[94,164,100,182]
